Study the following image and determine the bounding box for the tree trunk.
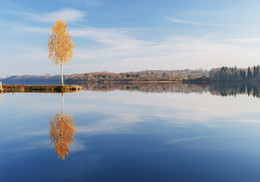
[61,93,64,114]
[61,64,64,86]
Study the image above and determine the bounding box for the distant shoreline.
[2,65,260,85]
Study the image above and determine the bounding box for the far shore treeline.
[209,65,260,81]
[1,65,260,85]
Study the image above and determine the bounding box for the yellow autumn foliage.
[48,18,75,65]
[49,112,77,160]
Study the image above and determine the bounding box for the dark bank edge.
[2,85,83,93]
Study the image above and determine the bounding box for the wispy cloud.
[15,26,50,34]
[7,10,35,17]
[38,8,86,23]
[15,25,150,48]
[166,136,209,144]
[224,119,260,123]
[224,38,260,43]
[12,25,148,52]
[166,17,216,26]
[70,27,149,48]
[68,0,99,6]
[8,8,86,23]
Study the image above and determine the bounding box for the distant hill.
[1,70,209,85]
[1,74,61,85]
[66,69,208,84]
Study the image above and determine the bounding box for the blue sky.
[1,0,260,77]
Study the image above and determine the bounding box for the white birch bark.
[61,64,64,86]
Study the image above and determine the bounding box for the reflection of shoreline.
[81,83,209,94]
[209,82,260,98]
[80,82,260,98]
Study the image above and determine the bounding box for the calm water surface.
[1,83,260,182]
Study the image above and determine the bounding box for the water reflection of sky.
[1,90,260,181]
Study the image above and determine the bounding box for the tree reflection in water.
[81,82,260,98]
[49,93,77,160]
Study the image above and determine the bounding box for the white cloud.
[70,27,148,48]
[166,17,215,26]
[15,26,50,34]
[7,10,35,17]
[69,0,99,6]
[70,141,87,152]
[166,136,209,144]
[36,8,86,23]
[77,115,141,135]
[224,38,260,43]
[8,8,86,23]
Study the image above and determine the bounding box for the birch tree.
[48,18,75,85]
